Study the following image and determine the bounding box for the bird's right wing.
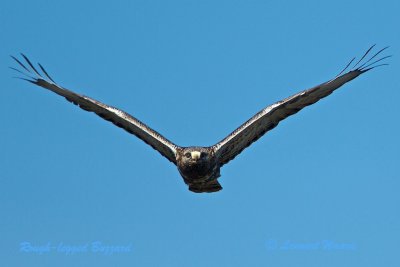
[212,45,390,167]
[11,54,179,164]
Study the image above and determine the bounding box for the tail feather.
[189,180,222,193]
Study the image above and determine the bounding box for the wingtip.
[359,54,392,72]
[12,76,37,84]
[339,44,391,74]
[11,53,56,84]
[360,63,390,73]
[20,53,42,77]
[38,62,56,83]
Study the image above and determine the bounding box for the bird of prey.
[11,46,389,193]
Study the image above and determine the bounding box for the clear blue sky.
[1,0,399,266]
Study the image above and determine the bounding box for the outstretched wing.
[11,54,179,164]
[213,45,390,167]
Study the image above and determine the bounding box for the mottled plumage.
[11,46,389,193]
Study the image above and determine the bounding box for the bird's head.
[179,147,211,166]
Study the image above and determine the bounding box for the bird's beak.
[191,151,201,160]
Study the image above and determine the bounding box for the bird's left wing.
[11,54,179,164]
[212,45,390,167]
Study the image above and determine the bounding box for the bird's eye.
[185,152,191,158]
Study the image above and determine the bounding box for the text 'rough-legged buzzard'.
[11,45,389,193]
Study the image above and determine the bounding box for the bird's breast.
[177,159,217,182]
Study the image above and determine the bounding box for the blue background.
[1,0,399,266]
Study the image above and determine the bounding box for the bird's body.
[11,46,389,193]
[176,147,221,192]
